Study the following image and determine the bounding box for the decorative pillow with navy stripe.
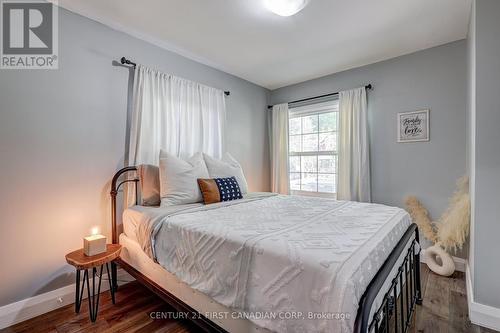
[197,176,243,204]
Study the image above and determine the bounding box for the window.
[289,100,339,196]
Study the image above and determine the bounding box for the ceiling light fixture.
[263,0,309,17]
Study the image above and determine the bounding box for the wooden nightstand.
[65,244,122,322]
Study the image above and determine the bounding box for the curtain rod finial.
[120,57,136,66]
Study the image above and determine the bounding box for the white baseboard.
[420,249,466,272]
[0,269,133,330]
[466,262,500,331]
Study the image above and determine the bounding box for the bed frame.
[110,166,423,333]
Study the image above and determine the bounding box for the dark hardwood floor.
[1,264,497,333]
[1,282,198,333]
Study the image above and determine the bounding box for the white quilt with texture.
[140,194,410,333]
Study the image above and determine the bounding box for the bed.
[110,167,422,333]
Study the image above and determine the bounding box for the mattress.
[122,207,143,242]
[124,193,412,333]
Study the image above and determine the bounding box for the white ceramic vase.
[423,244,455,276]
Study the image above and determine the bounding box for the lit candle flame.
[91,226,100,236]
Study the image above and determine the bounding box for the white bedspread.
[136,194,411,333]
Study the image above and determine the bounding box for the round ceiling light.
[263,0,309,17]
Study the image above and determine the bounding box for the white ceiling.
[55,0,472,90]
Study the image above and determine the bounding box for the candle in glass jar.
[83,234,106,256]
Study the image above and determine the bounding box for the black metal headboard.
[110,166,139,244]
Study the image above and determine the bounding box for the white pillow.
[159,151,209,206]
[203,153,248,194]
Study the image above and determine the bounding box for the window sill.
[290,190,337,199]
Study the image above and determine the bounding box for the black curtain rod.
[119,57,230,96]
[267,84,372,109]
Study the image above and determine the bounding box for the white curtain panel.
[271,103,290,194]
[129,65,226,165]
[126,65,226,205]
[337,87,371,202]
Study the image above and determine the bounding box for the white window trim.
[288,100,339,197]
[290,190,337,199]
[289,151,336,156]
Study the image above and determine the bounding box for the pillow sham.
[203,153,248,194]
[197,177,243,204]
[137,164,160,206]
[159,151,209,206]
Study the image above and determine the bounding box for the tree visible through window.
[289,100,339,196]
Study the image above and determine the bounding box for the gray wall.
[468,0,500,309]
[271,41,467,252]
[0,8,270,307]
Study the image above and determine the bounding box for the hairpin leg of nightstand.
[74,269,87,313]
[111,261,118,292]
[106,263,116,304]
[85,266,104,322]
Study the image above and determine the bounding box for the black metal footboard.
[354,223,422,333]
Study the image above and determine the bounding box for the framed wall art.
[397,109,429,142]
